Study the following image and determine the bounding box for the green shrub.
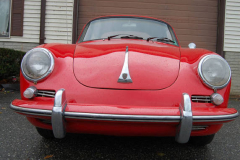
[0,48,25,81]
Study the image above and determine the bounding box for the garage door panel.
[79,12,217,26]
[80,0,218,7]
[175,29,217,37]
[79,7,217,20]
[178,35,216,42]
[171,23,217,30]
[78,0,218,51]
[78,19,218,31]
[81,1,217,13]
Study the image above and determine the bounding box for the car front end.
[10,16,238,145]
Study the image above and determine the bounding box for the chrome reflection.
[118,46,133,83]
[175,93,193,143]
[52,89,67,138]
[192,126,208,131]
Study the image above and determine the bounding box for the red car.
[10,15,238,145]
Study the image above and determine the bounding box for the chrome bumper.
[10,89,239,143]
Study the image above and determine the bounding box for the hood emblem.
[122,73,128,80]
[118,46,133,83]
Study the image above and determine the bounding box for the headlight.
[21,48,54,82]
[198,55,231,89]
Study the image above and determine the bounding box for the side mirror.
[188,43,196,49]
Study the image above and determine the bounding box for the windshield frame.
[78,16,179,46]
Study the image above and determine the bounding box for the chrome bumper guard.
[175,93,192,143]
[52,89,67,138]
[10,89,239,143]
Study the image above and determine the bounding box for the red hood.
[74,39,180,90]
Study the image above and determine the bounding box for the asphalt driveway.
[0,91,239,160]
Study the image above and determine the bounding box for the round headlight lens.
[21,48,54,82]
[198,55,231,89]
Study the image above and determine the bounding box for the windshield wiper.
[146,37,158,42]
[108,34,122,40]
[147,37,175,43]
[120,35,143,39]
[107,34,143,40]
[157,38,175,43]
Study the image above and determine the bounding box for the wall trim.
[39,0,46,44]
[72,0,78,44]
[216,0,226,57]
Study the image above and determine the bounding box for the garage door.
[77,0,218,52]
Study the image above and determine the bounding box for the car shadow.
[36,133,213,160]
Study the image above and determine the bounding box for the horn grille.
[191,95,211,103]
[36,90,56,98]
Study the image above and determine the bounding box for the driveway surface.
[0,91,239,160]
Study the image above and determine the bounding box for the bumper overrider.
[10,89,239,143]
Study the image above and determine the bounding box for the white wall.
[45,0,74,44]
[0,0,74,45]
[224,0,240,52]
[0,0,41,43]
[224,0,240,95]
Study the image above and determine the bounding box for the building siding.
[0,41,38,52]
[0,0,41,43]
[45,0,74,44]
[224,0,240,52]
[224,0,240,95]
[225,52,240,96]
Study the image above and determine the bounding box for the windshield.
[80,17,178,46]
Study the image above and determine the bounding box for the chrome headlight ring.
[21,48,54,82]
[198,54,231,90]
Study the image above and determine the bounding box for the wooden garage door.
[77,0,218,52]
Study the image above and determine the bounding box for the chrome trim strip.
[52,89,67,139]
[64,112,180,122]
[191,95,211,99]
[10,103,52,116]
[10,104,239,122]
[175,93,193,144]
[193,112,239,122]
[192,126,208,131]
[37,93,55,98]
[21,48,55,83]
[38,90,56,94]
[118,46,133,83]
